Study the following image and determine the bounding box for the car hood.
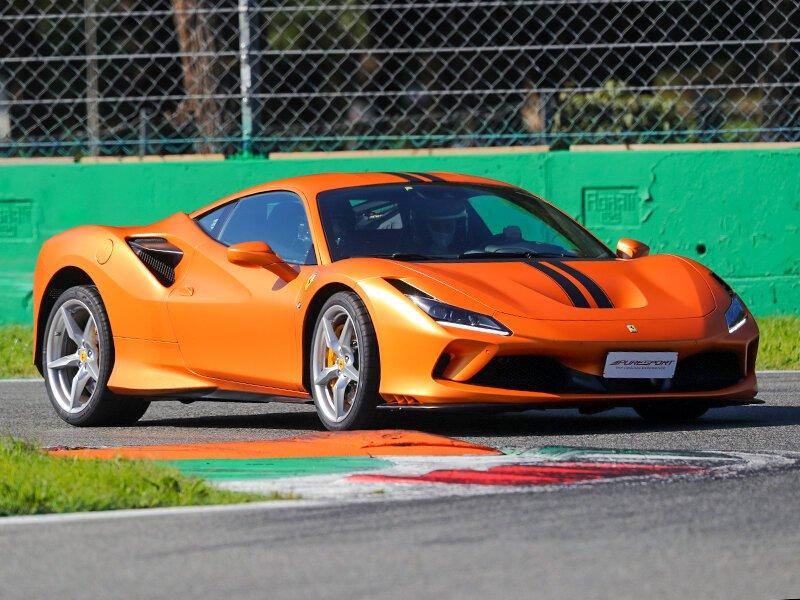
[396,255,717,321]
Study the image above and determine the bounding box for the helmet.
[412,196,467,252]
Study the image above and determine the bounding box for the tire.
[309,291,381,431]
[634,402,709,423]
[42,285,150,426]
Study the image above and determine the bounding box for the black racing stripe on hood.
[383,172,427,183]
[410,172,446,182]
[549,260,614,308]
[526,261,591,308]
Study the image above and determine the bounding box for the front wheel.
[634,402,709,423]
[309,291,381,431]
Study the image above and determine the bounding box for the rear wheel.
[42,285,150,426]
[634,402,709,423]
[309,292,380,431]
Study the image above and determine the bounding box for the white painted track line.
[0,498,332,527]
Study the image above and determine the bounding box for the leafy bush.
[550,80,685,144]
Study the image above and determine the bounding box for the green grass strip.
[161,456,393,481]
[0,437,288,517]
[757,316,800,370]
[1,317,797,379]
[0,325,38,379]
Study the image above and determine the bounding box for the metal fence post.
[238,0,253,155]
[84,0,100,156]
[138,109,149,157]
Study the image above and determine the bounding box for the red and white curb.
[215,447,800,502]
[47,432,800,504]
[6,438,798,525]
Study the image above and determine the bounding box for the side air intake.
[127,237,183,286]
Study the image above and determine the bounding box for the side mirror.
[226,241,298,281]
[616,238,650,260]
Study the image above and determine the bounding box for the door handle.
[177,286,194,296]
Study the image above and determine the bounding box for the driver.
[411,197,468,254]
[325,200,357,259]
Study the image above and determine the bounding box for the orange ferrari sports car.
[33,172,759,430]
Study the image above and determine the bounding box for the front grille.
[466,356,569,393]
[671,352,743,392]
[464,351,743,395]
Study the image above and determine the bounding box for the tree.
[171,0,223,153]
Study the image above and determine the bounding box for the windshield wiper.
[365,250,573,261]
[366,253,438,261]
[458,250,572,259]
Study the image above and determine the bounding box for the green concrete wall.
[1,148,798,324]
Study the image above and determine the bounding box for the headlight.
[725,294,747,333]
[385,278,512,335]
[408,295,511,335]
[712,272,748,333]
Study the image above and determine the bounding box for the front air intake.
[127,237,183,286]
[466,356,569,392]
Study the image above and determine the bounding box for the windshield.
[317,183,613,261]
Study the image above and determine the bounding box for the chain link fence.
[1,0,799,157]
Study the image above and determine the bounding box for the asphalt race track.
[2,372,799,599]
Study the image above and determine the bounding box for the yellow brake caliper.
[325,323,345,391]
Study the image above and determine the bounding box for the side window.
[218,192,315,265]
[195,202,235,240]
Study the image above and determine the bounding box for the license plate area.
[603,352,678,379]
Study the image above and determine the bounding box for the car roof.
[189,171,515,218]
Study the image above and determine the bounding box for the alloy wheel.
[45,299,101,414]
[311,304,361,423]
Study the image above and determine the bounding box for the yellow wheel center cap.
[336,356,346,370]
[78,349,88,363]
